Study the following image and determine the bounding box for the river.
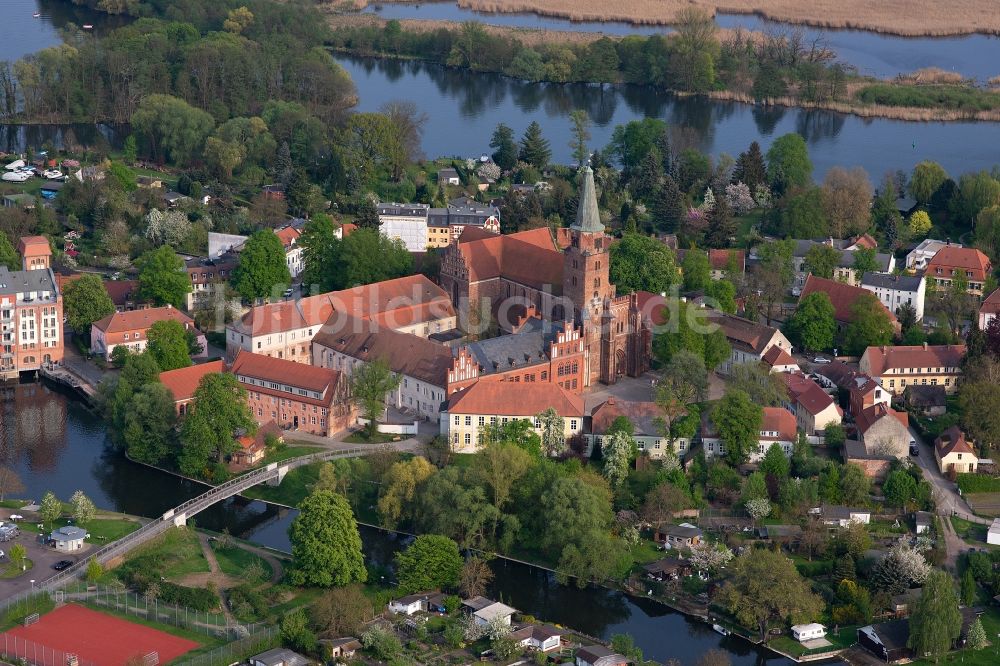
[362,2,1000,81]
[5,381,797,665]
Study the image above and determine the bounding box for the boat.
[712,624,730,636]
[4,160,24,171]
[2,171,31,182]
[43,170,64,180]
[32,13,40,18]
[82,24,93,30]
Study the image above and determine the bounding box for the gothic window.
[572,276,577,286]
[594,278,600,287]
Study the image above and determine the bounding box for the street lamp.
[29,579,34,592]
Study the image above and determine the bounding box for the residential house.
[848,375,892,416]
[226,274,457,363]
[275,225,304,278]
[588,397,687,459]
[792,238,894,288]
[509,625,564,653]
[231,350,354,437]
[820,504,871,527]
[231,422,281,466]
[185,255,238,312]
[249,648,310,666]
[762,345,799,374]
[575,645,629,666]
[162,191,189,207]
[441,380,585,453]
[0,245,63,378]
[703,311,793,375]
[702,406,797,463]
[208,232,249,260]
[18,236,50,271]
[843,439,895,480]
[90,305,203,362]
[426,197,502,248]
[905,239,959,272]
[856,403,910,459]
[859,343,966,395]
[799,275,899,332]
[860,272,926,321]
[104,280,150,312]
[462,596,517,627]
[979,287,1000,329]
[914,511,933,534]
[934,426,977,475]
[924,246,992,297]
[709,249,745,280]
[780,372,843,435]
[158,360,226,415]
[438,167,460,186]
[378,202,430,252]
[654,524,703,549]
[904,385,948,416]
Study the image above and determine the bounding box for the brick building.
[90,305,206,361]
[439,166,651,386]
[158,360,226,415]
[230,350,354,436]
[18,236,51,271]
[0,238,63,379]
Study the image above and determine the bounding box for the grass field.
[241,462,322,506]
[17,516,141,544]
[259,445,323,466]
[951,516,989,544]
[211,543,273,581]
[126,527,209,579]
[964,493,1000,518]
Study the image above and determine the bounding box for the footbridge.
[40,447,370,590]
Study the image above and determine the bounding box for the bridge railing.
[38,446,370,589]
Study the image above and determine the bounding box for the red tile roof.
[159,360,226,403]
[18,236,50,256]
[981,288,1000,317]
[762,345,797,369]
[856,403,909,436]
[926,246,992,282]
[454,228,563,289]
[861,344,966,376]
[92,305,194,334]
[705,310,784,355]
[780,373,839,417]
[103,279,144,307]
[709,249,745,272]
[274,226,300,248]
[634,291,668,326]
[761,407,797,441]
[849,234,878,250]
[935,425,975,458]
[340,223,357,237]
[237,421,282,451]
[447,379,584,417]
[230,349,340,394]
[800,275,898,325]
[590,398,667,437]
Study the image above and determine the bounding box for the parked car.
[812,357,832,364]
[52,560,73,571]
[282,288,294,298]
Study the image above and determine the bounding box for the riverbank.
[327,14,1000,122]
[353,0,1000,37]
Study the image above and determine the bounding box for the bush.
[156,582,218,612]
[957,474,1000,494]
[796,560,834,577]
[228,584,268,621]
[855,84,1000,111]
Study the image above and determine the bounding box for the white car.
[43,170,64,180]
[1,171,30,182]
[812,356,832,364]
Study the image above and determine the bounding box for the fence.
[60,583,270,640]
[175,627,280,666]
[0,633,98,666]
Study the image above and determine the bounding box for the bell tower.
[562,166,614,322]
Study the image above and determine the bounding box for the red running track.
[1,604,199,666]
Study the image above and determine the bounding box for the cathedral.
[439,166,651,387]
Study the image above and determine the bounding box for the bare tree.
[0,466,24,502]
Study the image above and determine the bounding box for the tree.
[670,7,718,92]
[69,490,95,524]
[490,124,517,171]
[602,431,634,490]
[641,483,690,525]
[63,274,115,340]
[872,543,931,594]
[775,187,828,238]
[569,110,591,167]
[137,246,191,308]
[908,570,962,661]
[8,544,26,572]
[845,293,895,355]
[609,233,677,294]
[961,568,977,606]
[378,457,435,528]
[122,382,176,465]
[280,609,317,654]
[361,625,402,660]
[705,193,735,248]
[538,476,612,558]
[788,292,836,351]
[745,497,771,523]
[728,362,788,407]
[911,161,948,204]
[759,443,790,482]
[459,556,495,599]
[713,389,763,466]
[86,557,103,583]
[954,171,1000,226]
[475,443,532,512]
[688,541,734,575]
[351,358,403,439]
[146,320,192,371]
[852,247,880,282]
[223,5,255,33]
[232,230,291,302]
[965,617,988,651]
[821,167,873,238]
[0,466,25,502]
[652,176,685,232]
[839,463,872,506]
[178,373,256,476]
[696,650,732,666]
[706,279,737,314]
[39,491,61,525]
[288,490,366,587]
[0,234,18,271]
[311,585,372,638]
[396,534,463,594]
[802,243,842,280]
[682,249,711,291]
[909,210,933,237]
[733,142,767,191]
[329,229,413,291]
[959,380,1000,450]
[132,94,215,165]
[525,408,566,460]
[766,133,813,194]
[518,121,551,169]
[883,469,918,509]
[719,549,824,640]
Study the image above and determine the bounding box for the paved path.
[283,429,428,453]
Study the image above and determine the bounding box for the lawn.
[0,558,32,579]
[769,625,857,657]
[344,430,400,444]
[259,445,323,466]
[629,539,664,567]
[964,493,1000,518]
[210,543,273,581]
[18,516,141,544]
[951,516,989,544]
[241,462,321,506]
[125,527,209,579]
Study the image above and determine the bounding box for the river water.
[6,381,794,665]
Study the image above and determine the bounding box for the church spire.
[571,165,604,234]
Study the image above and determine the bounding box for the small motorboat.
[2,171,31,182]
[82,24,93,30]
[4,159,24,171]
[43,169,64,180]
[712,624,730,636]
[33,13,41,18]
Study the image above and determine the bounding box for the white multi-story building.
[276,226,304,278]
[860,272,926,321]
[906,238,960,271]
[378,203,430,252]
[702,406,798,463]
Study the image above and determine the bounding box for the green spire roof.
[571,165,604,234]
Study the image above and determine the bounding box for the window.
[464,433,471,446]
[464,416,471,426]
[478,416,485,426]
[570,419,578,430]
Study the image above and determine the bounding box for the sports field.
[1,604,199,666]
